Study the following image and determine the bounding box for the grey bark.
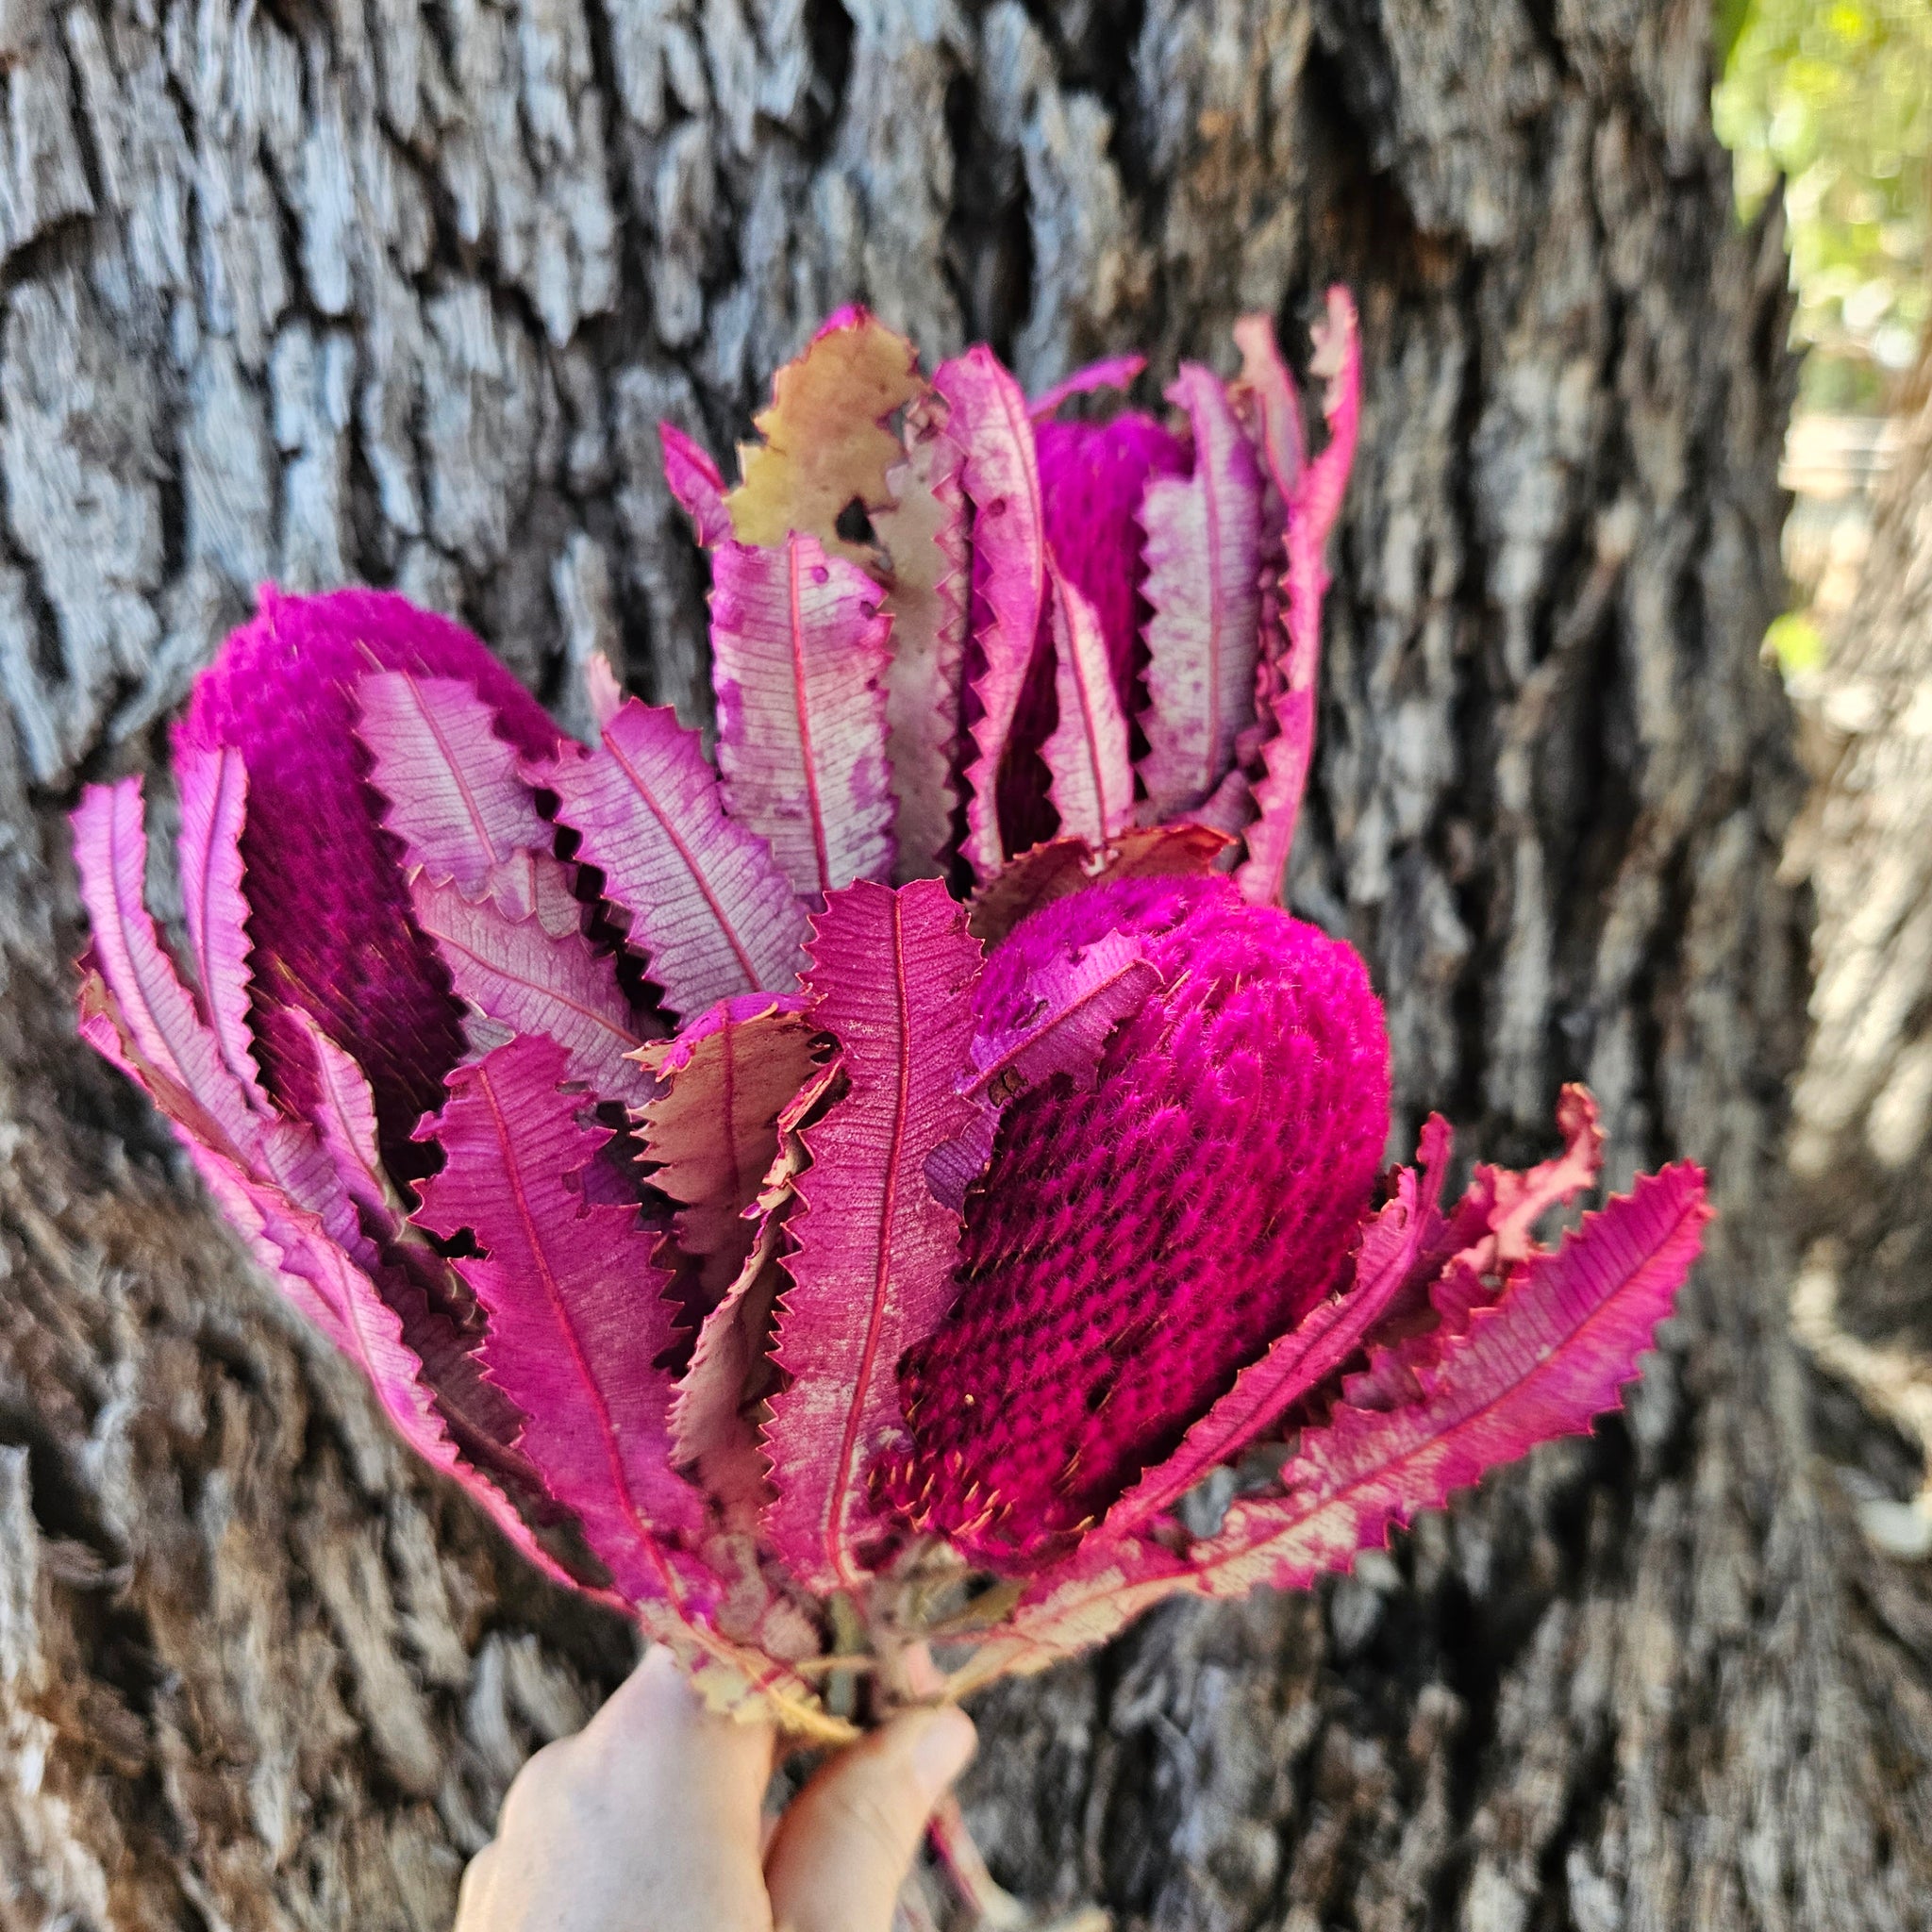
[0,2,1926,1929]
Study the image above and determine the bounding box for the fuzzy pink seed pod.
[891,874,1391,1561]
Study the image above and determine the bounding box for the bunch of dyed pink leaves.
[73,297,1708,1754]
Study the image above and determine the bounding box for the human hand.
[454,1647,977,1932]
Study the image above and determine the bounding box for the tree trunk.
[1,1,1927,1927]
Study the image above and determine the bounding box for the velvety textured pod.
[891,874,1391,1561]
[176,588,562,1174]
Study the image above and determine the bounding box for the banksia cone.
[891,874,1391,1561]
[74,296,1709,1750]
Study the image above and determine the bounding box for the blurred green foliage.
[1716,0,1932,410]
[1766,609,1826,673]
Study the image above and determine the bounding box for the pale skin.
[454,1646,977,1932]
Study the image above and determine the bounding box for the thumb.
[763,1705,976,1932]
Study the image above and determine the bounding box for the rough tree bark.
[1,1,1928,1928]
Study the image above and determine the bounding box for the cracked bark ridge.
[1,1,1928,1928]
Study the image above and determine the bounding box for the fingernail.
[910,1706,977,1794]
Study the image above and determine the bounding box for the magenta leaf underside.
[413,1033,713,1610]
[761,878,985,1594]
[70,296,1710,1733]
[1196,1163,1709,1592]
[658,422,734,547]
[925,926,1161,1215]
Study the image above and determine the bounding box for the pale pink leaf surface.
[275,1011,541,1490]
[1103,1163,1433,1536]
[73,779,259,1150]
[408,873,654,1106]
[542,698,808,1020]
[78,913,550,1573]
[77,966,458,1490]
[670,1208,788,1513]
[1190,1163,1709,1593]
[1028,353,1148,420]
[1139,365,1266,821]
[74,915,375,1302]
[875,398,970,881]
[1041,558,1134,848]
[1476,1083,1604,1267]
[761,879,984,1594]
[932,348,1046,879]
[1229,313,1306,504]
[658,422,734,547]
[926,927,1160,1212]
[1238,289,1361,907]
[76,968,330,1319]
[284,1007,394,1231]
[708,535,896,899]
[355,671,552,895]
[478,849,586,937]
[413,1033,715,1610]
[633,991,820,1298]
[235,1159,576,1589]
[174,745,266,1107]
[1191,765,1257,835]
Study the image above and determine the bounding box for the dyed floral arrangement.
[73,298,1708,1746]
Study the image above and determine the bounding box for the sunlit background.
[1715,0,1932,672]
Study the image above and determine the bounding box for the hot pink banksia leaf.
[72,298,1707,1753]
[762,879,983,1595]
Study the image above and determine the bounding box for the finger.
[764,1706,976,1932]
[474,1645,778,1932]
[568,1643,776,1847]
[451,1840,496,1929]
